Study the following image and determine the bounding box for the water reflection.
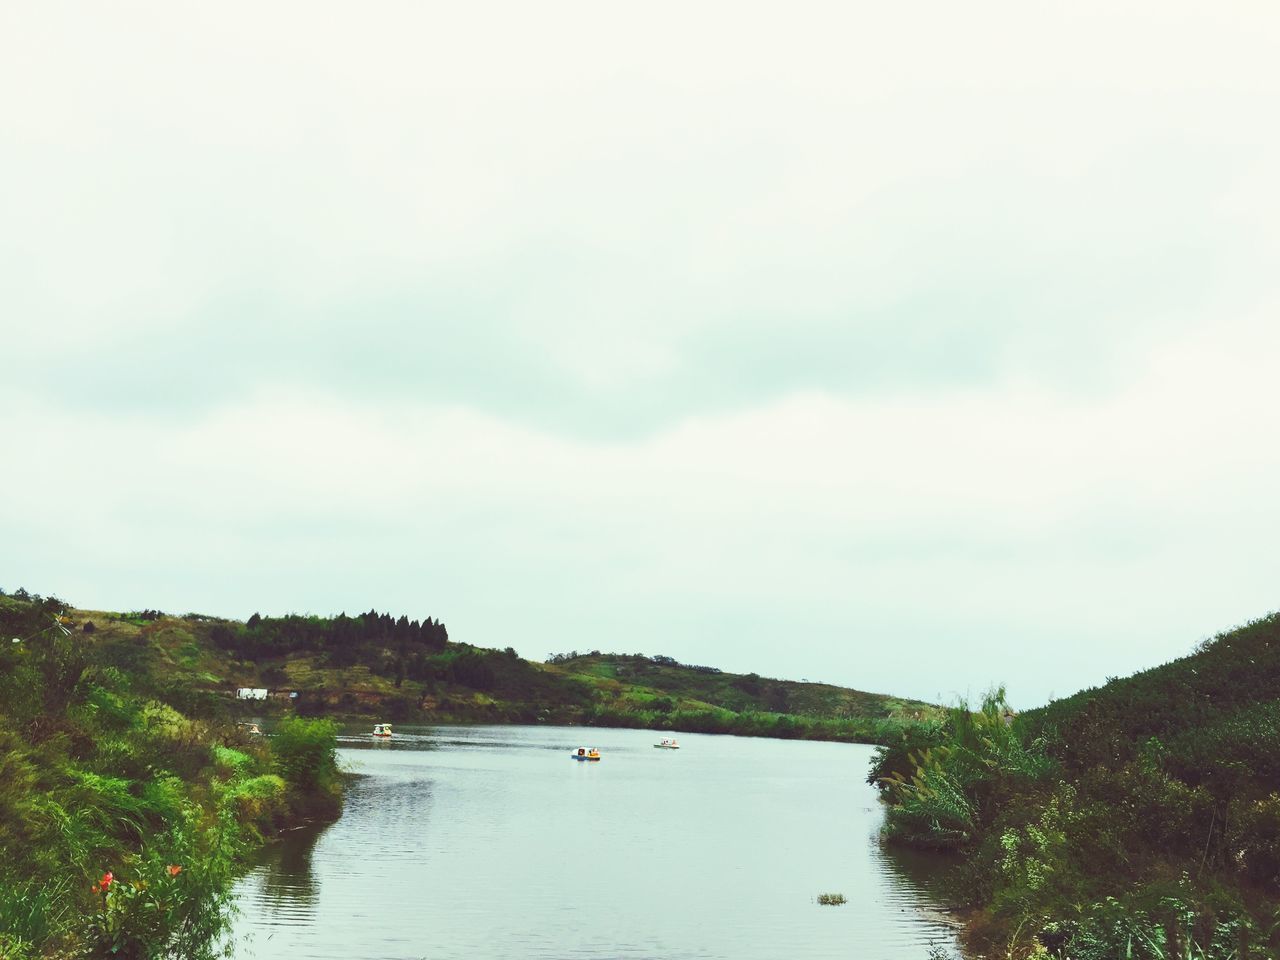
[249,821,326,917]
[872,837,966,953]
[231,726,962,960]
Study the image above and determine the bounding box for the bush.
[211,746,254,776]
[78,836,237,960]
[272,717,340,817]
[226,775,287,834]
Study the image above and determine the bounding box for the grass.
[817,892,847,906]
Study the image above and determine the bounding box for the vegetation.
[0,589,342,959]
[816,892,847,905]
[872,613,1280,959]
[15,579,1280,958]
[0,581,939,956]
[9,597,939,746]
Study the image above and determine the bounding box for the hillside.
[1021,612,1280,787]
[873,611,1280,959]
[53,601,937,743]
[0,590,343,960]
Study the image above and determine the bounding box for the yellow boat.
[571,746,601,761]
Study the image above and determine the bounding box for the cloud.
[5,1,1279,431]
[2,0,1279,703]
[4,306,1278,702]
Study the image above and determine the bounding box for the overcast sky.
[3,1,1279,706]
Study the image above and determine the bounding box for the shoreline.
[236,706,903,747]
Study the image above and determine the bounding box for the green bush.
[211,745,254,776]
[877,616,1280,958]
[272,716,340,817]
[78,830,239,960]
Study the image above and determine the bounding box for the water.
[229,725,961,960]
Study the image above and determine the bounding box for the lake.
[228,724,961,959]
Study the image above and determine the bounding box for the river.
[228,724,961,959]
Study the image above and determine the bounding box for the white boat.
[372,723,393,738]
[653,737,680,749]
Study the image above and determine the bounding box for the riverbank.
[873,611,1280,960]
[241,699,925,746]
[0,591,345,960]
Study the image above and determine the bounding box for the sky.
[2,1,1279,706]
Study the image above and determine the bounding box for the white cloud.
[2,0,1279,703]
[4,307,1278,702]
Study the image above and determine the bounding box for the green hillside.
[60,603,938,743]
[0,590,343,960]
[1021,613,1280,787]
[873,611,1280,959]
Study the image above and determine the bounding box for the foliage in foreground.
[0,591,342,959]
[872,613,1280,959]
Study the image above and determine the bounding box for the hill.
[58,601,938,743]
[873,611,1280,959]
[1021,613,1280,788]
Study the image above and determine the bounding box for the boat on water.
[238,722,263,736]
[372,723,393,738]
[653,737,680,749]
[571,747,601,761]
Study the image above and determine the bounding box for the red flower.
[167,865,182,876]
[100,872,113,889]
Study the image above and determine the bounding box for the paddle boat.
[653,737,680,749]
[571,747,601,761]
[372,723,393,739]
[238,721,263,736]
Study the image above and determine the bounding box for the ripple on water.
[230,726,964,960]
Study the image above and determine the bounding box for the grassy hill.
[1021,613,1280,788]
[873,611,1280,959]
[0,591,343,960]
[56,602,937,743]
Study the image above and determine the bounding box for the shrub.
[226,775,287,834]
[272,717,339,817]
[211,746,254,777]
[78,845,236,960]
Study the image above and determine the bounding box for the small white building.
[236,687,268,700]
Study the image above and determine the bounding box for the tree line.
[211,609,449,664]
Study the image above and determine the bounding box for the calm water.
[228,725,961,960]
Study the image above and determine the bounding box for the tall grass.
[0,594,343,958]
[873,619,1280,960]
